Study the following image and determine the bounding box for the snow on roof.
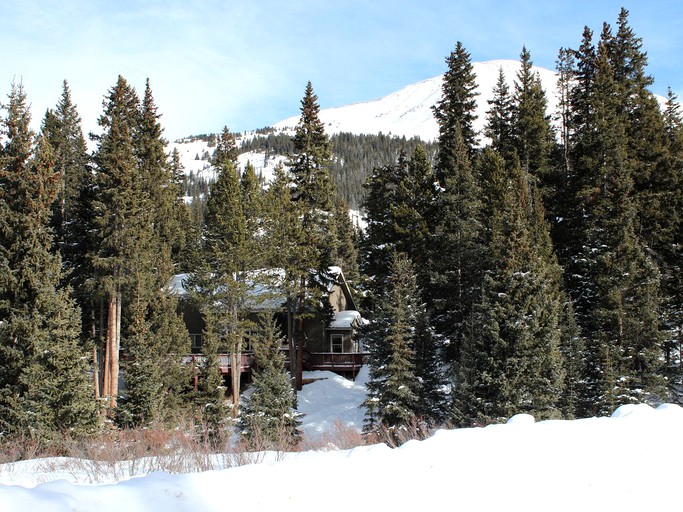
[329,310,361,329]
[167,273,190,295]
[171,266,345,297]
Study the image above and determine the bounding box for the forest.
[0,8,680,450]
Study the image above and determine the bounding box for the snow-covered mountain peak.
[169,59,562,180]
[273,59,560,142]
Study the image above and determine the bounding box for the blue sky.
[2,1,681,141]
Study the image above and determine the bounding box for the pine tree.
[363,253,421,439]
[485,67,515,159]
[40,83,99,400]
[331,197,360,286]
[241,160,264,262]
[432,41,479,158]
[261,164,307,387]
[361,153,405,299]
[0,83,98,438]
[428,41,485,367]
[211,126,239,169]
[361,145,435,301]
[413,295,448,424]
[454,155,565,425]
[512,46,557,203]
[90,75,145,414]
[238,315,301,449]
[661,89,683,364]
[196,126,253,418]
[287,82,337,389]
[172,149,202,272]
[194,307,228,445]
[571,27,663,414]
[41,80,90,276]
[117,80,191,427]
[429,123,485,364]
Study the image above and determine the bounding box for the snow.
[2,363,682,511]
[165,60,562,185]
[329,310,361,329]
[274,59,561,143]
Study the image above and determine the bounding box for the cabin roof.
[329,310,362,329]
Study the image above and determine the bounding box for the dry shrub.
[300,420,366,451]
[363,417,440,448]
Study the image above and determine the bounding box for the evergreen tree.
[117,80,190,427]
[571,28,663,414]
[428,41,485,367]
[485,67,515,159]
[432,41,479,159]
[363,253,421,439]
[512,46,557,204]
[454,156,565,425]
[196,126,254,418]
[211,126,239,168]
[0,83,98,438]
[241,160,264,259]
[194,307,229,444]
[287,82,337,389]
[41,80,90,277]
[660,89,683,364]
[558,300,586,418]
[238,315,301,449]
[261,164,307,388]
[331,197,360,286]
[40,83,99,402]
[412,295,448,424]
[90,75,145,414]
[361,153,405,298]
[361,145,435,301]
[429,123,485,363]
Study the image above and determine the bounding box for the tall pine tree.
[0,83,98,438]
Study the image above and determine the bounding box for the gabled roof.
[329,310,362,330]
[168,266,358,313]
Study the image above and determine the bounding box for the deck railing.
[182,350,368,375]
[303,351,369,371]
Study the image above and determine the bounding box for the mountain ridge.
[271,59,561,142]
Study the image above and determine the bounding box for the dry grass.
[0,418,440,484]
[0,420,369,483]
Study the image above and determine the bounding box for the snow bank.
[2,366,682,512]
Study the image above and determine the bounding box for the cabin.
[169,267,367,383]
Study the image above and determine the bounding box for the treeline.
[238,131,435,208]
[0,76,206,440]
[361,8,682,437]
[0,74,359,448]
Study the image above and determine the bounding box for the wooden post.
[193,355,198,392]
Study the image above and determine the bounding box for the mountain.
[272,59,561,142]
[169,59,561,189]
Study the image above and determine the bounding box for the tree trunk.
[112,291,121,407]
[91,304,100,401]
[104,291,121,413]
[297,276,306,391]
[103,296,113,408]
[287,298,296,388]
[231,341,241,419]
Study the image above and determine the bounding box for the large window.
[330,334,343,353]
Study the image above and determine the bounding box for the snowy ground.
[1,367,682,511]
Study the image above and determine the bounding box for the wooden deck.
[182,350,368,376]
[302,351,368,372]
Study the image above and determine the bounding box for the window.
[330,334,343,353]
[190,333,202,351]
[244,331,256,352]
